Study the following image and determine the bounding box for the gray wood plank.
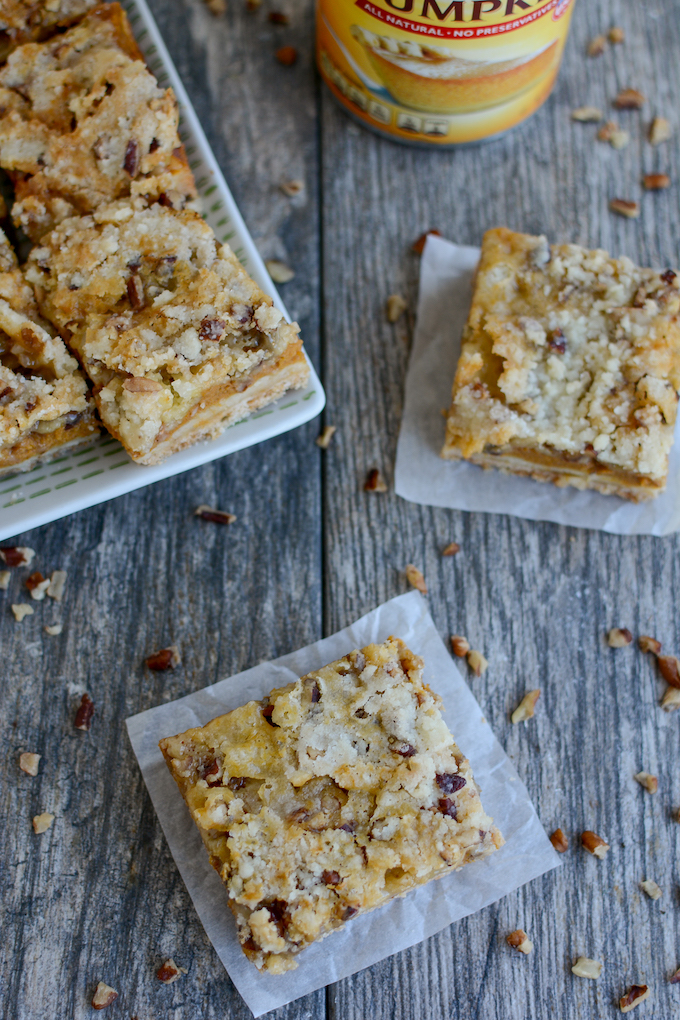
[0,0,324,1017]
[321,1,680,1018]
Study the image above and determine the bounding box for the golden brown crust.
[442,228,680,500]
[160,638,502,974]
[0,0,100,63]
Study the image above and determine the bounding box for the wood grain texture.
[2,0,680,1018]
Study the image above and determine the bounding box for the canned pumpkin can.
[317,0,576,145]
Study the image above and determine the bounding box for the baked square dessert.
[26,199,308,464]
[0,3,196,240]
[442,228,680,501]
[160,637,502,974]
[0,228,97,476]
[0,0,97,63]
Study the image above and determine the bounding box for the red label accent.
[354,0,570,39]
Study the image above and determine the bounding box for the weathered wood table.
[3,0,680,1017]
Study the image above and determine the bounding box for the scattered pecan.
[670,966,680,984]
[597,120,618,142]
[587,34,606,57]
[275,46,297,66]
[0,571,9,590]
[405,564,427,594]
[609,26,625,43]
[19,752,41,776]
[643,172,670,190]
[608,627,633,648]
[146,646,181,671]
[581,830,610,858]
[92,982,119,1010]
[74,693,95,731]
[11,604,34,622]
[467,650,488,677]
[268,11,289,24]
[506,929,533,953]
[649,116,672,145]
[511,690,540,724]
[614,88,646,109]
[0,546,35,567]
[315,425,336,449]
[610,199,640,219]
[634,771,658,794]
[571,957,602,979]
[364,468,388,492]
[123,138,140,176]
[450,635,470,658]
[32,812,54,834]
[619,985,649,1013]
[657,655,680,687]
[46,570,67,601]
[44,623,63,636]
[442,542,460,556]
[640,878,662,900]
[205,0,226,13]
[609,128,630,150]
[280,178,303,196]
[194,505,237,525]
[386,294,407,323]
[571,106,602,122]
[638,635,661,654]
[661,687,680,711]
[412,229,441,254]
[550,828,568,853]
[156,959,185,983]
[265,258,295,282]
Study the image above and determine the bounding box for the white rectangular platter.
[0,0,325,542]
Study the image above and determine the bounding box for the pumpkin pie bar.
[442,228,680,501]
[159,637,502,974]
[0,0,97,63]
[0,3,196,240]
[26,199,308,464]
[0,228,97,476]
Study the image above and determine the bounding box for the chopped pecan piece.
[316,425,336,449]
[670,966,680,984]
[438,797,458,819]
[0,571,9,590]
[146,646,181,671]
[32,812,54,834]
[609,128,630,150]
[550,828,568,853]
[571,957,602,979]
[581,830,610,858]
[127,273,145,310]
[571,106,602,122]
[608,26,625,43]
[386,294,407,322]
[649,116,672,145]
[442,542,460,556]
[614,88,646,109]
[506,929,533,953]
[640,878,661,900]
[412,229,441,254]
[124,138,140,176]
[450,635,470,658]
[405,564,427,594]
[156,959,185,983]
[467,650,488,677]
[280,179,304,196]
[610,199,640,219]
[92,982,119,1010]
[587,34,606,57]
[548,328,566,353]
[265,258,295,282]
[19,752,41,776]
[321,870,341,886]
[643,173,670,190]
[634,771,658,794]
[44,623,63,636]
[661,687,680,711]
[275,46,298,66]
[11,603,34,622]
[269,11,290,24]
[511,690,540,724]
[436,772,466,793]
[657,655,680,687]
[194,505,237,525]
[74,693,95,731]
[47,570,67,601]
[364,468,388,492]
[199,317,226,342]
[597,120,618,142]
[638,635,661,654]
[608,627,633,648]
[619,985,649,1013]
[205,0,226,13]
[0,546,35,567]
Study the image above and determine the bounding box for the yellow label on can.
[317,0,575,144]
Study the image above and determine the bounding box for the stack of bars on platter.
[0,0,308,474]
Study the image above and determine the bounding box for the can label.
[317,0,575,144]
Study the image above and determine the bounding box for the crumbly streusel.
[0,0,97,62]
[160,637,502,973]
[442,228,680,500]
